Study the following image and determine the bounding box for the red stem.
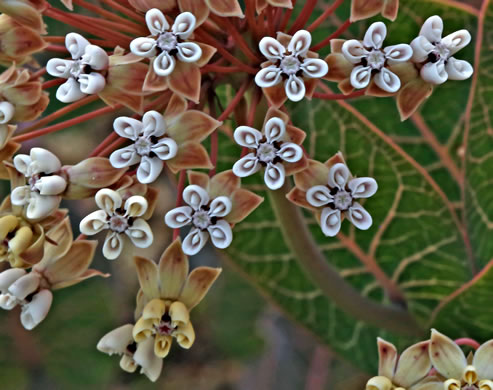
[29,68,46,81]
[89,132,120,157]
[201,65,245,74]
[100,0,145,22]
[42,79,64,89]
[288,0,317,34]
[217,79,253,122]
[312,19,352,51]
[307,0,345,32]
[279,0,296,32]
[312,89,365,100]
[173,170,187,240]
[245,0,260,38]
[455,338,480,350]
[46,44,68,53]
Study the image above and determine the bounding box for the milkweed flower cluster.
[0,0,475,383]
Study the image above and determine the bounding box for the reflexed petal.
[142,110,166,137]
[130,37,157,58]
[258,37,286,61]
[420,15,443,43]
[165,206,193,228]
[176,42,202,63]
[183,185,209,210]
[102,231,124,260]
[78,72,106,94]
[374,68,401,93]
[473,340,493,380]
[264,117,286,143]
[306,185,333,207]
[363,22,387,49]
[174,320,195,349]
[277,143,303,163]
[0,268,26,291]
[442,30,471,56]
[301,58,328,78]
[125,196,148,218]
[133,337,163,382]
[26,193,61,220]
[133,317,154,342]
[255,66,282,88]
[384,44,413,64]
[20,289,53,330]
[65,32,90,59]
[430,329,467,379]
[34,175,67,196]
[110,146,141,169]
[350,65,372,89]
[13,153,31,176]
[421,61,448,85]
[328,163,350,189]
[393,341,431,388]
[348,177,378,198]
[347,202,373,230]
[172,12,196,39]
[479,380,493,390]
[7,226,33,257]
[56,78,86,103]
[152,138,178,161]
[182,228,208,256]
[154,334,172,358]
[30,148,62,174]
[410,36,435,63]
[233,126,262,148]
[97,324,134,355]
[180,266,222,310]
[79,210,109,235]
[95,188,122,215]
[264,163,286,190]
[82,45,109,70]
[113,116,143,140]
[134,255,160,299]
[341,39,369,64]
[142,298,166,321]
[126,219,153,248]
[153,51,176,76]
[8,273,40,300]
[366,376,392,390]
[11,186,30,206]
[446,58,473,81]
[208,196,232,218]
[136,156,163,184]
[232,154,260,178]
[320,208,341,236]
[284,75,306,102]
[377,338,397,378]
[169,301,189,327]
[0,293,19,310]
[288,30,311,56]
[207,219,232,249]
[145,8,169,35]
[158,239,189,298]
[46,58,74,79]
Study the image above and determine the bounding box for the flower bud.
[0,101,15,124]
[34,175,67,195]
[20,289,53,330]
[8,272,40,299]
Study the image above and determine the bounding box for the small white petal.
[420,61,448,85]
[176,42,202,63]
[142,110,166,137]
[347,202,373,230]
[0,268,27,291]
[320,208,341,237]
[255,66,282,88]
[82,44,109,70]
[284,74,306,102]
[328,163,350,189]
[300,58,328,78]
[153,51,176,76]
[126,219,153,248]
[446,58,473,81]
[410,36,435,63]
[65,32,90,59]
[384,44,413,65]
[172,12,196,39]
[95,188,122,215]
[78,72,106,95]
[46,58,74,79]
[183,185,209,210]
[109,146,141,169]
[288,30,311,56]
[25,194,60,220]
[20,289,53,330]
[8,273,40,300]
[113,116,143,140]
[209,196,232,218]
[232,154,261,178]
[130,37,157,58]
[258,37,286,61]
[102,231,124,260]
[151,138,178,161]
[264,163,285,190]
[145,8,169,36]
[56,78,87,103]
[0,293,19,310]
[374,68,401,93]
[182,228,208,256]
[207,220,232,249]
[277,143,303,163]
[363,22,387,49]
[233,126,262,148]
[264,117,286,143]
[442,30,471,56]
[133,337,163,382]
[350,65,372,89]
[420,15,444,43]
[306,185,333,207]
[348,177,378,199]
[97,324,135,356]
[13,154,31,176]
[11,186,30,206]
[124,196,148,218]
[341,40,369,64]
[34,175,67,196]
[136,155,163,184]
[30,148,62,174]
[79,210,110,235]
[164,206,193,228]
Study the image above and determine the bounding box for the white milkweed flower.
[47,33,109,103]
[255,30,329,102]
[109,111,178,184]
[165,185,233,256]
[342,22,413,93]
[0,101,15,125]
[410,15,473,85]
[233,117,303,190]
[11,148,67,220]
[79,189,153,260]
[306,163,378,236]
[130,9,202,77]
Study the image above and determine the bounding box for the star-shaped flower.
[165,170,263,255]
[255,30,328,105]
[47,33,109,103]
[232,108,307,190]
[341,22,412,93]
[11,148,67,220]
[287,152,377,237]
[79,188,153,260]
[410,15,473,85]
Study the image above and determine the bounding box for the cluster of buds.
[0,0,476,383]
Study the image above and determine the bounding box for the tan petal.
[51,268,109,290]
[227,188,264,224]
[285,155,309,176]
[3,81,42,106]
[366,376,392,390]
[393,340,431,387]
[263,107,289,126]
[178,0,210,26]
[286,187,316,211]
[382,0,399,21]
[324,53,353,82]
[1,24,47,60]
[208,170,240,199]
[204,0,243,17]
[167,61,201,103]
[38,217,73,267]
[430,329,467,380]
[293,159,329,191]
[338,78,356,95]
[0,141,21,180]
[0,1,46,34]
[143,66,168,93]
[169,301,189,327]
[187,170,209,188]
[262,83,287,109]
[12,92,49,122]
[329,39,345,54]
[133,316,154,343]
[179,266,221,310]
[134,255,160,300]
[142,298,166,321]
[98,87,144,115]
[167,142,213,174]
[142,187,159,220]
[304,78,318,99]
[285,124,306,146]
[154,334,172,358]
[195,42,216,67]
[167,110,221,144]
[19,225,44,266]
[377,338,397,378]
[158,239,189,299]
[396,79,433,121]
[473,340,493,380]
[129,0,176,12]
[174,320,195,349]
[350,0,384,22]
[164,93,187,119]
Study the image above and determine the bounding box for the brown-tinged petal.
[0,1,47,34]
[3,81,42,105]
[179,0,209,26]
[286,187,317,211]
[226,188,264,224]
[430,329,467,380]
[396,79,433,121]
[167,110,220,144]
[338,78,356,95]
[167,61,201,103]
[473,340,493,380]
[208,170,240,199]
[324,53,353,82]
[195,42,216,67]
[187,170,209,188]
[263,107,289,125]
[293,159,329,191]
[143,65,169,92]
[382,0,398,20]
[393,341,431,387]
[366,78,396,98]
[11,92,49,122]
[269,0,292,8]
[304,78,318,99]
[174,320,195,349]
[164,93,187,119]
[284,155,308,176]
[142,187,159,220]
[205,0,243,17]
[285,124,306,145]
[0,24,47,63]
[158,238,189,299]
[51,268,109,290]
[180,266,221,310]
[166,142,213,174]
[351,0,384,22]
[142,298,166,321]
[0,141,20,180]
[169,301,189,327]
[98,87,144,114]
[133,316,155,342]
[263,83,287,109]
[154,334,172,358]
[330,39,345,54]
[129,0,176,12]
[38,217,73,267]
[134,255,160,300]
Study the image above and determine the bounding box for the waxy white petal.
[183,185,209,210]
[125,196,148,218]
[342,40,369,64]
[176,42,202,63]
[320,208,341,237]
[374,68,401,93]
[145,8,169,36]
[442,30,471,56]
[113,116,143,140]
[264,117,286,143]
[78,72,106,95]
[10,186,30,206]
[126,219,153,248]
[20,289,53,330]
[446,58,473,81]
[328,163,350,189]
[207,220,233,249]
[0,268,27,291]
[26,193,61,220]
[153,51,176,76]
[288,30,311,56]
[363,22,387,50]
[346,202,372,230]
[277,143,303,163]
[306,185,333,207]
[233,126,263,148]
[79,210,110,235]
[34,175,67,196]
[136,155,163,184]
[410,36,435,63]
[208,196,232,218]
[232,154,261,178]
[182,228,208,256]
[255,66,282,88]
[46,58,74,79]
[97,324,135,356]
[130,37,157,58]
[0,101,14,125]
[165,206,193,228]
[421,61,448,85]
[142,110,166,138]
[82,44,109,70]
[172,12,196,39]
[133,337,163,382]
[301,58,329,78]
[348,177,378,199]
[284,74,306,102]
[350,65,372,89]
[30,148,62,174]
[102,231,124,260]
[420,15,443,43]
[264,163,285,190]
[56,78,87,103]
[152,138,178,161]
[110,146,141,169]
[384,44,413,64]
[259,37,286,61]
[0,293,19,310]
[95,188,122,215]
[65,32,90,59]
[8,272,40,300]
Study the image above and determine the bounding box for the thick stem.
[268,182,423,336]
[312,19,352,52]
[307,0,345,32]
